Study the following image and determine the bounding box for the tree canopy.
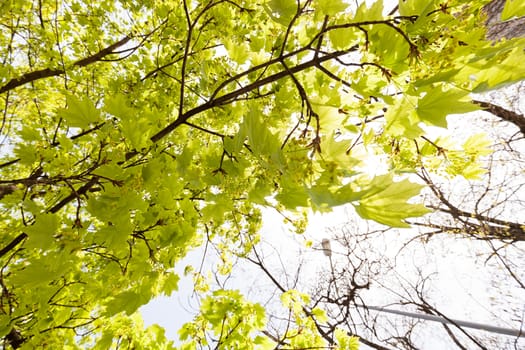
[0,0,524,348]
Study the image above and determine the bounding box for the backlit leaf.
[59,94,101,129]
[417,87,479,128]
[25,213,59,250]
[316,0,348,15]
[501,0,525,20]
[353,174,430,227]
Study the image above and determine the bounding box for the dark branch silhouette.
[474,100,525,137]
[0,36,131,94]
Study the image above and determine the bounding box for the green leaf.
[0,315,11,338]
[105,93,151,149]
[224,38,249,64]
[254,335,275,349]
[14,143,39,166]
[471,44,525,92]
[10,258,58,288]
[417,87,479,128]
[248,178,273,205]
[93,223,131,251]
[223,136,240,155]
[398,0,437,16]
[316,0,348,15]
[59,94,101,129]
[265,0,296,25]
[463,133,492,156]
[104,93,133,118]
[308,185,338,210]
[105,290,149,316]
[93,163,127,181]
[311,307,328,323]
[413,69,461,88]
[399,0,438,32]
[353,174,430,227]
[308,181,363,210]
[321,132,360,169]
[25,213,59,250]
[121,116,151,150]
[354,0,383,21]
[370,24,409,71]
[335,328,360,350]
[462,163,487,180]
[244,109,282,162]
[276,183,309,209]
[316,105,345,132]
[19,125,42,141]
[329,25,358,50]
[501,0,525,20]
[161,273,180,296]
[385,96,424,138]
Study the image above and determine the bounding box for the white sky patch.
[357,152,389,176]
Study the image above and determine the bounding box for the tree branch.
[0,233,27,259]
[0,36,131,94]
[150,49,353,143]
[473,100,525,137]
[48,176,99,214]
[5,328,24,349]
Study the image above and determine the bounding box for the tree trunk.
[484,0,525,40]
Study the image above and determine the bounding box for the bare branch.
[474,100,525,138]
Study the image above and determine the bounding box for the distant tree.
[244,210,523,349]
[314,221,524,349]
